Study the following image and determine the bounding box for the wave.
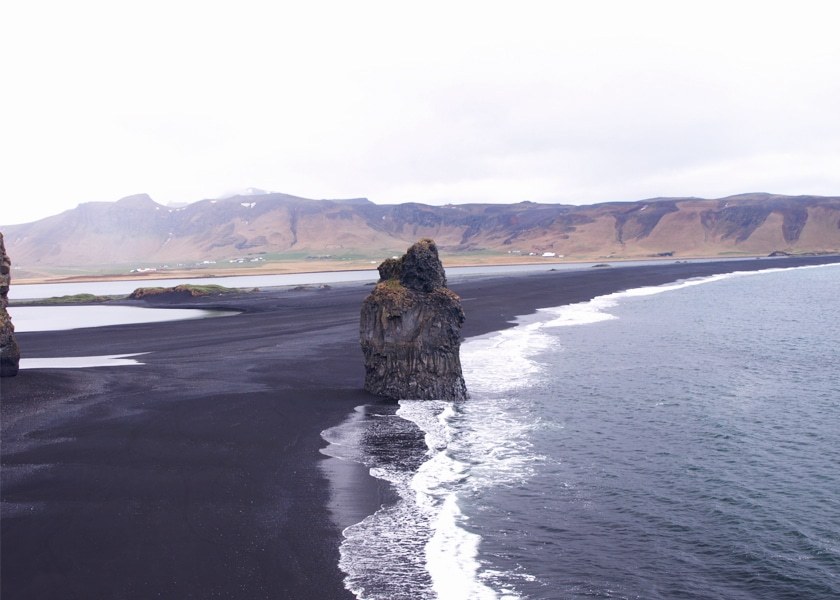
[323,261,839,599]
[322,328,548,599]
[538,262,840,329]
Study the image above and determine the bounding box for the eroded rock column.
[1,232,20,377]
[360,239,467,401]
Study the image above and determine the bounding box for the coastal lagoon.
[8,305,235,333]
[9,258,754,300]
[324,263,840,599]
[9,305,235,368]
[19,354,147,369]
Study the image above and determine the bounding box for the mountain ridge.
[3,192,839,275]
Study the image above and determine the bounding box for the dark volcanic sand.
[1,256,837,599]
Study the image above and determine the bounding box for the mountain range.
[2,192,839,277]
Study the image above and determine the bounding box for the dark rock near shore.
[0,232,20,377]
[128,283,238,301]
[360,239,467,401]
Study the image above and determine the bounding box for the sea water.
[8,305,234,332]
[322,263,840,599]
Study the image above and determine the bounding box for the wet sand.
[1,255,837,599]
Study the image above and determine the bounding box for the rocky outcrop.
[128,283,239,301]
[360,239,467,400]
[1,232,20,377]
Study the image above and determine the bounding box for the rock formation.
[1,232,20,377]
[360,239,467,401]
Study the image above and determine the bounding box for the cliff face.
[1,232,20,377]
[360,239,467,401]
[3,193,839,272]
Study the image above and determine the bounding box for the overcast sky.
[2,0,839,225]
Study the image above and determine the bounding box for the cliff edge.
[360,239,467,401]
[1,232,20,377]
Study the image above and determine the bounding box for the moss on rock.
[129,283,238,300]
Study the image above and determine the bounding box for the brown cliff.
[360,239,467,401]
[1,232,20,377]
[4,193,839,274]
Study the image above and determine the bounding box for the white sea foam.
[536,274,737,328]
[336,450,437,599]
[538,297,619,328]
[353,302,562,598]
[321,403,438,598]
[426,496,498,600]
[538,263,840,330]
[329,394,535,599]
[460,323,554,392]
[399,400,508,600]
[320,404,367,461]
[386,318,558,599]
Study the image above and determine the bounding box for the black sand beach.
[1,256,837,599]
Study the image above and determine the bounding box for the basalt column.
[360,239,467,401]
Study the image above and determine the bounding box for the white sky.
[2,0,839,225]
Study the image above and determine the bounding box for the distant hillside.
[3,192,839,275]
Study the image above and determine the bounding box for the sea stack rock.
[0,232,21,377]
[360,239,467,401]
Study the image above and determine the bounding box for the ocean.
[322,263,840,599]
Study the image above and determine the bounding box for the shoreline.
[2,255,838,599]
[9,254,679,285]
[13,251,836,286]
